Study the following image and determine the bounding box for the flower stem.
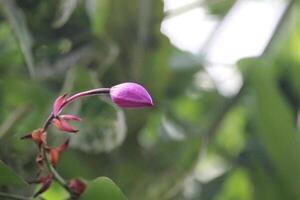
[42,149,77,199]
[45,88,110,124]
[42,114,54,131]
[63,88,110,107]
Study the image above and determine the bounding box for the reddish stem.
[43,88,110,131]
[63,88,110,108]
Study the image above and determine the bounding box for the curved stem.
[42,114,54,131]
[52,88,110,119]
[63,88,110,107]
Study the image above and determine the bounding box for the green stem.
[42,149,77,199]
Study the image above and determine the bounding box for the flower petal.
[60,114,81,122]
[57,139,70,153]
[52,94,67,116]
[52,118,78,133]
[21,128,47,148]
[110,82,153,108]
[47,139,69,167]
[48,149,59,167]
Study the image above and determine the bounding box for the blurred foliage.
[0,0,299,200]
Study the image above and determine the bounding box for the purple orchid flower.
[109,82,153,108]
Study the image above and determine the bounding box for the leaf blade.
[80,177,127,200]
[0,160,26,186]
[0,0,36,78]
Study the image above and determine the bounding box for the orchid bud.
[21,128,47,149]
[46,139,69,167]
[29,173,53,197]
[110,82,153,108]
[68,178,86,197]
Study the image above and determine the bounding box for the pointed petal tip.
[147,101,154,107]
[20,134,31,140]
[146,97,154,107]
[52,118,78,133]
[52,94,68,116]
[58,139,70,152]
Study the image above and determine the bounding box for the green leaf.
[0,0,36,78]
[215,105,246,156]
[215,168,253,200]
[41,182,69,200]
[243,58,300,199]
[0,160,26,186]
[53,0,79,28]
[80,177,127,200]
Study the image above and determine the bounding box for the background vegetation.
[0,0,300,199]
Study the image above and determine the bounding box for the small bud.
[29,174,53,197]
[52,94,67,116]
[110,82,153,108]
[46,139,69,167]
[21,128,47,149]
[68,178,86,197]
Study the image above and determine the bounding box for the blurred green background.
[0,0,300,199]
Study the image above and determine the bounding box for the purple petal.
[110,82,153,108]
